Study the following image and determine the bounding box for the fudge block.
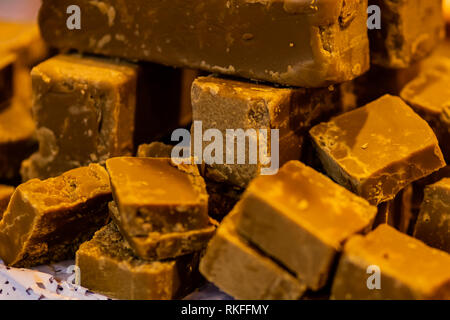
[106,157,209,237]
[137,142,173,158]
[192,76,343,187]
[109,201,216,260]
[0,54,14,109]
[0,185,14,220]
[38,0,370,87]
[413,178,450,253]
[200,204,306,300]
[21,54,137,181]
[401,68,450,161]
[369,0,444,68]
[0,101,37,180]
[331,225,450,299]
[0,164,112,267]
[310,95,446,205]
[76,223,201,300]
[236,161,377,290]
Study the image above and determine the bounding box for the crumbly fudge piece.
[236,161,377,290]
[0,101,36,180]
[21,54,137,181]
[109,201,216,260]
[369,0,444,68]
[0,54,14,109]
[76,223,201,300]
[192,76,343,187]
[137,142,173,158]
[401,68,450,161]
[106,157,209,237]
[0,164,112,267]
[200,204,306,300]
[310,95,446,205]
[39,0,369,88]
[331,225,450,299]
[0,185,14,220]
[413,178,450,253]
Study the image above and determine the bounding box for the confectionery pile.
[0,0,449,300]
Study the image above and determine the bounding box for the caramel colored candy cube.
[332,225,450,300]
[310,95,446,205]
[236,161,377,290]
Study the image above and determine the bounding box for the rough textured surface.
[192,76,344,187]
[236,161,376,291]
[0,185,14,220]
[332,225,450,300]
[76,223,201,300]
[200,203,306,300]
[137,142,173,158]
[106,157,209,237]
[310,95,446,205]
[401,65,450,162]
[38,0,370,87]
[109,201,216,261]
[0,164,112,267]
[0,100,37,180]
[414,178,450,253]
[21,54,137,181]
[369,0,444,68]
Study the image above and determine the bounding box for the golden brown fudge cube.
[106,157,209,237]
[109,201,216,260]
[0,185,14,220]
[0,164,112,267]
[76,223,201,300]
[200,204,306,300]
[236,161,377,290]
[39,0,369,88]
[331,225,450,300]
[413,178,450,253]
[21,54,137,181]
[192,76,344,187]
[0,101,36,180]
[369,0,444,68]
[401,68,450,161]
[0,54,14,109]
[310,94,446,205]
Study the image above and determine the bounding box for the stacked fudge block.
[0,0,449,300]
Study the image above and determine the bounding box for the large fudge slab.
[200,204,306,300]
[76,223,201,300]
[331,225,450,299]
[369,0,444,68]
[21,54,137,180]
[236,161,377,290]
[38,0,370,87]
[310,95,446,205]
[0,164,111,267]
[413,178,450,253]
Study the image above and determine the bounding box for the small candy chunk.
[136,142,173,158]
[200,204,306,300]
[0,185,14,220]
[401,68,450,161]
[414,178,450,253]
[236,161,377,290]
[310,95,446,205]
[106,157,209,237]
[76,223,201,300]
[369,0,444,68]
[0,54,14,109]
[109,201,216,261]
[0,164,112,267]
[192,76,343,187]
[21,54,137,181]
[0,101,36,180]
[38,0,370,87]
[332,225,450,300]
